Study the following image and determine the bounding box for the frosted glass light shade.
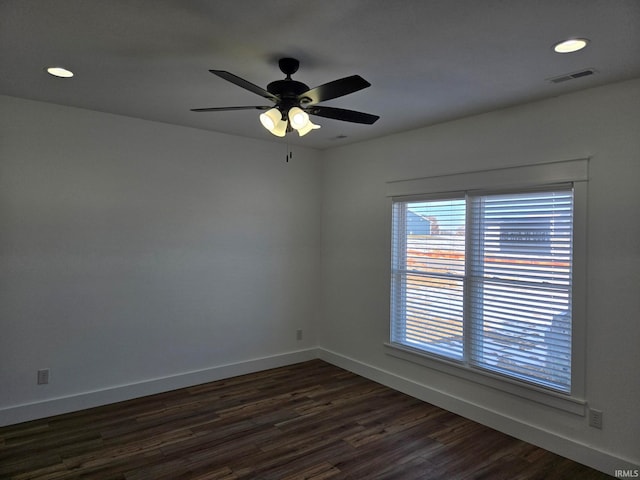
[297,120,321,137]
[260,108,280,130]
[288,107,309,130]
[271,119,288,137]
[260,108,288,137]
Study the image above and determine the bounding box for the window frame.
[385,160,588,415]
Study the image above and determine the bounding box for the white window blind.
[391,197,466,360]
[391,186,574,393]
[468,189,573,391]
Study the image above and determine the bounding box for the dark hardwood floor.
[1,359,611,479]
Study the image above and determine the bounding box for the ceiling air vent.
[548,68,597,84]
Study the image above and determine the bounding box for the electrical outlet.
[296,329,303,341]
[37,368,50,385]
[589,408,603,429]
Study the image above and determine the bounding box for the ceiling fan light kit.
[192,57,379,138]
[259,107,321,137]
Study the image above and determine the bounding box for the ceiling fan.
[191,57,380,137]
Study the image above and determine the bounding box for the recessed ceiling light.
[553,38,589,54]
[46,67,74,78]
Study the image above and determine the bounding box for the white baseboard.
[316,347,639,476]
[0,348,317,427]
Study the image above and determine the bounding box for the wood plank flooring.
[0,360,611,479]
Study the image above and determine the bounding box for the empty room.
[1,1,639,478]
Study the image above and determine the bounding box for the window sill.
[384,342,586,416]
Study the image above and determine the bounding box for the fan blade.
[191,106,271,112]
[210,70,279,102]
[299,75,371,105]
[307,106,379,124]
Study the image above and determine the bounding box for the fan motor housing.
[267,79,309,99]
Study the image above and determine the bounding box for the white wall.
[0,95,321,422]
[319,78,640,471]
[2,78,639,473]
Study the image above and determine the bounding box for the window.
[390,186,574,393]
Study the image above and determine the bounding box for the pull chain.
[285,142,293,163]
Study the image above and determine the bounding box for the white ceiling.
[2,0,639,150]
